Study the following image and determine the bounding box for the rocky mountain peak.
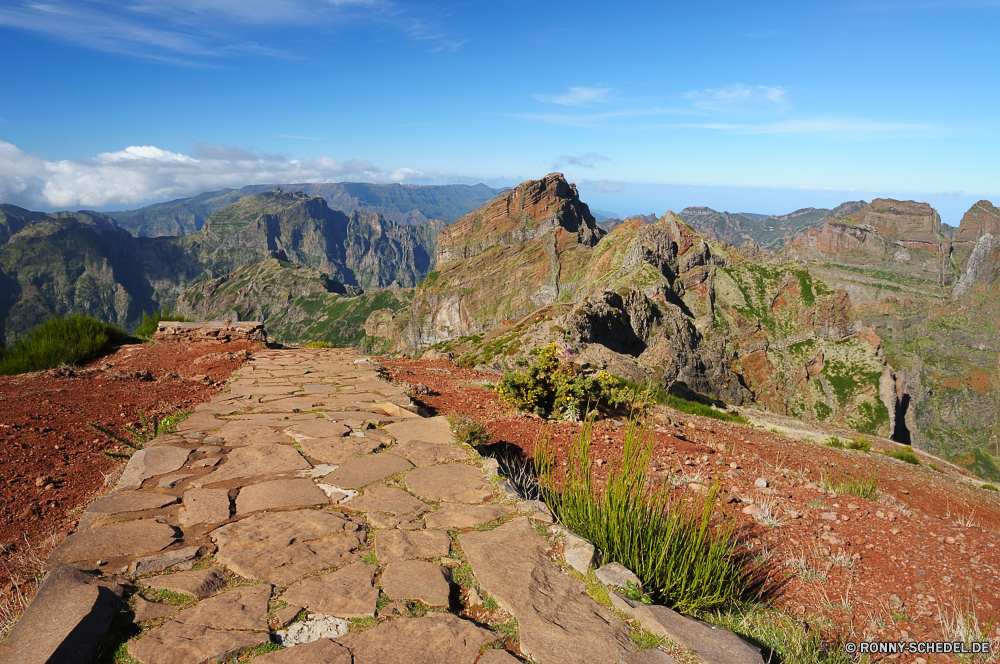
[850,198,942,242]
[955,200,1000,245]
[435,173,603,264]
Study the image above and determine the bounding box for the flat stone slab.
[142,567,226,599]
[392,439,469,467]
[117,446,191,490]
[380,560,451,606]
[0,564,123,664]
[173,583,272,631]
[478,651,522,664]
[609,593,764,664]
[129,546,203,576]
[286,419,352,438]
[424,503,512,530]
[623,649,678,664]
[349,484,431,517]
[85,491,179,515]
[595,563,641,591]
[254,637,352,664]
[460,518,633,664]
[405,464,492,504]
[322,454,413,489]
[178,488,231,527]
[217,422,294,447]
[383,416,454,445]
[157,473,194,489]
[298,437,381,464]
[128,621,268,664]
[235,478,329,514]
[46,520,178,570]
[212,510,366,585]
[280,562,378,618]
[132,597,179,622]
[376,529,451,563]
[335,613,496,664]
[192,443,311,486]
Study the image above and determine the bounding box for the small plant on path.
[89,410,187,458]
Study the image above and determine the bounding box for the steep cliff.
[783,199,1000,468]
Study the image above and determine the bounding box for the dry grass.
[935,597,1000,662]
[0,533,58,644]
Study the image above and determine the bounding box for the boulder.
[0,565,122,664]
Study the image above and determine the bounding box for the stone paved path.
[13,348,669,664]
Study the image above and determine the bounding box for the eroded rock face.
[460,518,633,664]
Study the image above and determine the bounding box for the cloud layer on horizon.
[0,140,462,210]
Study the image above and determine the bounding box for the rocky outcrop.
[154,321,267,343]
[435,173,603,264]
[851,198,943,249]
[952,233,997,298]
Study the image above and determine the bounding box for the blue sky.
[0,0,998,224]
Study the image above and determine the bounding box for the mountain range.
[2,176,997,479]
[108,182,502,237]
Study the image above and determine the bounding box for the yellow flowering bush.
[495,343,630,418]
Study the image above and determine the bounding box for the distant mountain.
[678,201,866,249]
[597,213,657,233]
[0,190,443,342]
[108,182,502,238]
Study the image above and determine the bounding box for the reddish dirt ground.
[0,339,257,597]
[385,356,1000,661]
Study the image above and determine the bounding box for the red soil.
[385,356,1000,660]
[0,339,256,596]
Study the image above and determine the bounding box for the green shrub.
[882,449,920,465]
[134,306,190,340]
[846,436,872,452]
[304,341,334,348]
[496,344,628,418]
[0,315,127,375]
[820,470,878,501]
[452,418,490,447]
[614,377,748,425]
[981,484,999,492]
[824,437,844,449]
[534,416,751,613]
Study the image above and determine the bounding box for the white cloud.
[552,152,611,170]
[532,86,614,107]
[683,84,788,112]
[577,180,623,193]
[0,0,456,64]
[0,140,462,210]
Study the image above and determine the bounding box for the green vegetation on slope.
[0,315,127,374]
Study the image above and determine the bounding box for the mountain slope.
[108,182,501,237]
[0,191,441,342]
[678,201,866,250]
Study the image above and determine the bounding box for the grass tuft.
[703,603,851,664]
[614,377,748,424]
[882,449,920,465]
[0,315,127,375]
[134,307,190,340]
[819,471,878,501]
[534,414,752,613]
